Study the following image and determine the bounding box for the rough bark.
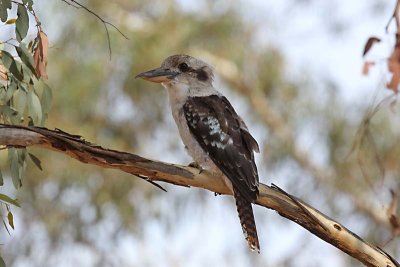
[0,124,398,267]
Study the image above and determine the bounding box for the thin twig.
[60,0,129,59]
[385,0,400,33]
[59,0,80,8]
[395,0,400,33]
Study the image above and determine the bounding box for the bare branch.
[395,0,400,33]
[0,124,398,267]
[60,0,129,59]
[385,0,400,33]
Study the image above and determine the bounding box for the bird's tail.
[233,187,260,253]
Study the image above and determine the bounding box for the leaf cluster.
[0,2,50,260]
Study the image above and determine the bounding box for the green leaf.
[1,50,23,81]
[13,88,27,118]
[8,148,22,189]
[0,6,7,22]
[28,152,42,171]
[27,89,42,125]
[1,105,19,124]
[2,0,11,9]
[0,105,10,116]
[0,169,3,186]
[20,62,34,84]
[0,86,5,102]
[22,0,33,11]
[40,82,52,118]
[7,211,14,229]
[17,148,27,164]
[0,194,20,207]
[19,83,27,92]
[0,0,11,22]
[0,254,5,267]
[16,44,37,78]
[4,82,17,102]
[16,4,29,41]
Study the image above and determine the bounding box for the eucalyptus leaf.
[0,194,20,207]
[1,105,19,124]
[1,50,23,81]
[19,83,28,92]
[27,89,42,125]
[0,0,11,22]
[16,45,37,78]
[2,0,11,9]
[4,82,17,102]
[28,152,42,171]
[0,2,8,22]
[13,88,27,118]
[20,63,34,84]
[22,0,33,11]
[17,148,27,164]
[15,60,25,82]
[40,82,52,116]
[16,4,29,41]
[7,211,14,229]
[8,148,21,189]
[0,86,5,102]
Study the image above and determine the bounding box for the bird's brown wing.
[183,95,259,202]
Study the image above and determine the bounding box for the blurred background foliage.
[0,0,399,266]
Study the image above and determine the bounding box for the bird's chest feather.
[164,82,224,175]
[175,108,211,164]
[174,107,231,190]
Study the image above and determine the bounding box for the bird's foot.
[188,161,204,174]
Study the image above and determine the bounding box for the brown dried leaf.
[7,211,14,229]
[0,64,8,80]
[363,37,381,57]
[33,31,48,79]
[362,61,375,76]
[386,46,400,93]
[5,18,17,24]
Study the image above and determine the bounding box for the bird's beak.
[135,67,178,83]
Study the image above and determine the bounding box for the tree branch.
[0,124,398,267]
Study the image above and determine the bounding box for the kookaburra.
[136,55,260,252]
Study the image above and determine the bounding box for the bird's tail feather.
[233,187,260,253]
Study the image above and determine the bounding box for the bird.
[136,55,261,252]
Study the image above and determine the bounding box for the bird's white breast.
[162,81,220,173]
[162,81,233,192]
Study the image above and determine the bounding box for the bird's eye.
[178,62,189,72]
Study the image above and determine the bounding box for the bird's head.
[135,55,214,87]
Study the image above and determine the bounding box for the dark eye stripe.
[196,68,208,81]
[178,63,209,81]
[178,62,189,72]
